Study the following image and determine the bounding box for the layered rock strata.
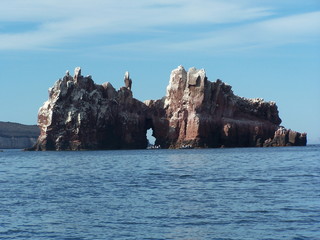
[0,121,39,149]
[31,66,306,150]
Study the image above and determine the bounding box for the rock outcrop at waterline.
[30,66,306,150]
[32,69,148,150]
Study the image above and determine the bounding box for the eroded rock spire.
[124,71,132,90]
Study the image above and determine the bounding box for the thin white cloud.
[0,0,273,50]
[0,0,319,52]
[164,11,320,52]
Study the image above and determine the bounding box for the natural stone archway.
[29,66,306,151]
[145,118,155,145]
[146,128,156,145]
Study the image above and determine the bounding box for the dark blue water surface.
[0,146,319,240]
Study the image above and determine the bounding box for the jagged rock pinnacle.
[30,66,306,150]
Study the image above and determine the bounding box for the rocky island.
[30,66,306,150]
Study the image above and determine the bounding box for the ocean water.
[0,146,319,240]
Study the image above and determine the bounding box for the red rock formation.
[263,127,307,147]
[146,66,294,148]
[32,68,148,150]
[31,66,306,150]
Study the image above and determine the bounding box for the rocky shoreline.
[0,121,39,149]
[29,66,306,150]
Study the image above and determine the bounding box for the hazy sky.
[0,0,319,143]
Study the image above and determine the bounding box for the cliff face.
[146,66,285,148]
[31,66,306,150]
[0,121,39,149]
[33,70,148,150]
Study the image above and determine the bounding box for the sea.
[0,145,319,240]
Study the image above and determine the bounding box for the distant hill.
[0,121,40,149]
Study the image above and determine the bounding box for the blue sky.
[0,0,319,143]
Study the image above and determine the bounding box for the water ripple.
[0,147,319,239]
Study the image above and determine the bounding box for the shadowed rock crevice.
[30,66,306,150]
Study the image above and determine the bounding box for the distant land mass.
[0,121,39,149]
[30,66,306,151]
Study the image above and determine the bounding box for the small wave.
[178,174,193,179]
